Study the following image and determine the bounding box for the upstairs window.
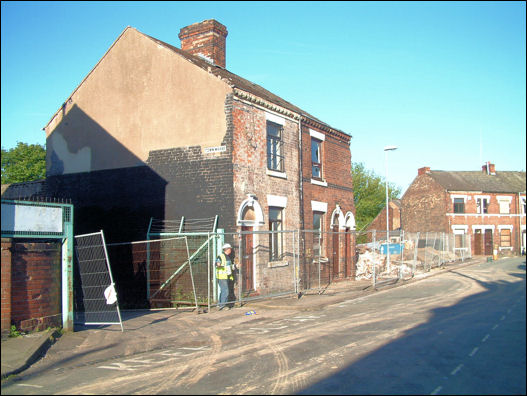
[269,207,284,261]
[498,199,510,214]
[453,198,465,214]
[267,122,284,172]
[476,197,489,214]
[311,138,322,179]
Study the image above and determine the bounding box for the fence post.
[207,232,211,313]
[238,230,242,307]
[372,230,376,289]
[214,229,224,304]
[414,232,419,275]
[293,230,297,294]
[318,232,322,294]
[425,232,429,270]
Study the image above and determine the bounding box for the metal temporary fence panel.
[74,231,123,331]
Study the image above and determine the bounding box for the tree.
[1,142,46,184]
[351,161,401,232]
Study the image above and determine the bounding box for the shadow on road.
[297,262,526,395]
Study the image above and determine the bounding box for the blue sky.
[2,1,525,192]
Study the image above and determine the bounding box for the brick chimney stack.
[418,166,431,176]
[482,162,496,175]
[179,19,228,68]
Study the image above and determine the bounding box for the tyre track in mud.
[71,273,476,394]
[8,260,517,395]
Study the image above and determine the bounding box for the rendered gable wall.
[45,27,232,176]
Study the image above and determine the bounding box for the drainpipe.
[297,113,305,292]
[298,113,305,232]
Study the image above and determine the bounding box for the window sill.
[312,256,329,264]
[268,260,289,268]
[266,169,287,179]
[310,178,327,187]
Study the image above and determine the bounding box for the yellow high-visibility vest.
[216,253,234,281]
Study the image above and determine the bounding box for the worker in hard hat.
[216,243,236,310]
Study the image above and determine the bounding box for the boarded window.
[498,200,510,214]
[500,229,511,247]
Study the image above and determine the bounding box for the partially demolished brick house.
[18,19,356,301]
[401,163,526,256]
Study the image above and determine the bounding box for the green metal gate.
[1,199,74,331]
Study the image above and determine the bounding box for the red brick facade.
[401,174,449,233]
[301,124,356,279]
[1,239,62,333]
[1,239,12,335]
[366,201,402,238]
[401,166,526,256]
[178,19,228,68]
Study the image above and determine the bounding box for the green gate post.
[214,229,225,303]
[62,204,74,331]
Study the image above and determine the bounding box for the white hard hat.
[222,243,232,250]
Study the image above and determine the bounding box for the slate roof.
[144,31,349,136]
[428,171,526,193]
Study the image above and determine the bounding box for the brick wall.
[146,145,235,233]
[231,99,301,292]
[7,240,62,332]
[448,192,525,255]
[367,203,402,235]
[1,238,12,335]
[401,174,448,232]
[301,125,355,279]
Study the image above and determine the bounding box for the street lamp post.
[384,145,398,273]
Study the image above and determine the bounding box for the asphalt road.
[2,257,525,395]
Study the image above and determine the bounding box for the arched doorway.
[330,205,345,279]
[344,212,356,278]
[236,195,264,293]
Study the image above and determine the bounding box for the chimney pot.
[418,166,431,176]
[179,19,228,68]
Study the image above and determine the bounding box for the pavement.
[1,256,487,381]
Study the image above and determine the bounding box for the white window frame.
[451,226,468,252]
[475,195,490,214]
[451,195,467,214]
[309,129,326,186]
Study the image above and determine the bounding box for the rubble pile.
[355,248,386,280]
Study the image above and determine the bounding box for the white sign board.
[204,146,226,154]
[1,203,63,233]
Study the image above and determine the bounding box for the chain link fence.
[104,229,472,311]
[354,230,472,287]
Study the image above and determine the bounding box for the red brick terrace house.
[363,199,401,242]
[33,19,356,301]
[401,163,526,257]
